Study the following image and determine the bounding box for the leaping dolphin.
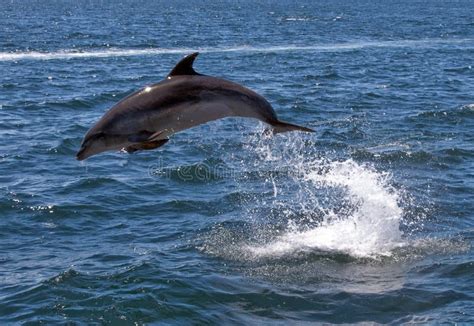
[76,52,313,160]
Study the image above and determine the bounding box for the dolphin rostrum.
[76,52,313,160]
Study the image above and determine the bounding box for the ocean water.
[1,0,473,324]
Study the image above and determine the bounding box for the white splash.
[1,38,472,62]
[247,159,405,258]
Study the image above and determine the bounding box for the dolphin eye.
[86,132,105,144]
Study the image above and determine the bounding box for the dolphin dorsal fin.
[168,52,201,77]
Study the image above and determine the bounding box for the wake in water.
[1,38,472,61]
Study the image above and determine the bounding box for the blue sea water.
[1,0,474,324]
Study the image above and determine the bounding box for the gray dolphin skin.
[76,52,314,160]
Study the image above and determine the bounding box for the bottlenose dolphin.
[76,52,313,160]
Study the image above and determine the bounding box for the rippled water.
[1,0,474,324]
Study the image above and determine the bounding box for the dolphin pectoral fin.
[124,139,169,154]
[148,130,166,141]
[127,130,166,143]
[128,131,155,143]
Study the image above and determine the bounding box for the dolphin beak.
[76,145,90,161]
[76,147,86,161]
[76,131,121,160]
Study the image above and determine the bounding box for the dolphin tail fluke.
[270,120,314,134]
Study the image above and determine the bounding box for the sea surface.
[1,0,474,324]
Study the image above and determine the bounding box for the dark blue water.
[1,0,474,324]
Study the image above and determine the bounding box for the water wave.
[1,38,472,62]
[414,104,474,119]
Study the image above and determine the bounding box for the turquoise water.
[1,0,474,324]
